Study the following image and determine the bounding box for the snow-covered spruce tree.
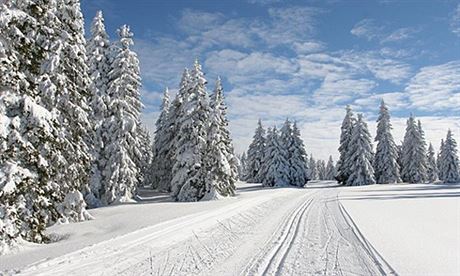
[325,156,336,180]
[336,105,356,184]
[86,10,111,207]
[101,25,142,204]
[346,114,375,186]
[437,139,445,181]
[401,116,428,183]
[263,127,290,187]
[440,130,460,183]
[317,160,326,180]
[171,60,211,201]
[279,119,294,185]
[247,119,266,183]
[374,100,401,184]
[204,77,237,198]
[238,152,248,181]
[150,88,171,190]
[0,0,92,249]
[426,143,439,183]
[308,155,318,180]
[289,122,309,186]
[137,125,152,187]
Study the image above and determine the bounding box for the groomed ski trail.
[15,181,395,276]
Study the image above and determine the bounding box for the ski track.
[14,182,396,276]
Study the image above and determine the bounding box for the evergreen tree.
[401,116,427,183]
[171,59,211,201]
[238,152,248,181]
[101,25,142,204]
[317,160,326,180]
[426,143,438,183]
[374,100,401,184]
[247,120,266,183]
[347,114,375,186]
[150,88,172,191]
[289,122,309,186]
[440,130,460,183]
[336,105,356,184]
[438,139,445,181]
[325,156,336,180]
[86,10,111,207]
[263,127,290,187]
[204,77,237,198]
[279,119,294,185]
[308,155,318,180]
[137,125,152,187]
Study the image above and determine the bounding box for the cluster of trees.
[0,2,150,253]
[241,119,309,187]
[149,62,238,202]
[307,155,336,181]
[337,101,460,186]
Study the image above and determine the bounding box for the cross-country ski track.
[3,181,459,275]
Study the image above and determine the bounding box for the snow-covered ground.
[1,181,459,275]
[340,183,460,276]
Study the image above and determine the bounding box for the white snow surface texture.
[0,181,458,276]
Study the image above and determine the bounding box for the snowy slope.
[340,183,460,276]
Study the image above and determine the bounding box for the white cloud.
[405,61,460,111]
[350,19,383,41]
[353,92,409,110]
[451,4,460,36]
[381,27,419,43]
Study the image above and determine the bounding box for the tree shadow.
[341,192,460,201]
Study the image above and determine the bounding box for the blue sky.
[81,0,460,160]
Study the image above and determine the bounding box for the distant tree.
[247,120,266,183]
[263,127,290,187]
[426,143,439,183]
[308,155,318,180]
[439,130,460,184]
[317,160,326,180]
[289,122,310,186]
[325,156,336,180]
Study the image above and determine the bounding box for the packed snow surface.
[1,181,458,275]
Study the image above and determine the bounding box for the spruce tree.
[204,77,237,198]
[247,120,266,183]
[440,130,460,183]
[426,143,439,183]
[102,25,142,204]
[336,105,356,184]
[317,160,326,180]
[401,116,427,183]
[374,100,401,184]
[137,125,152,187]
[325,156,336,180]
[86,10,111,207]
[308,155,318,180]
[289,122,309,187]
[150,88,172,191]
[347,114,375,186]
[171,59,211,201]
[239,152,248,181]
[263,127,290,187]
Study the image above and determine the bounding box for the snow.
[340,183,460,276]
[1,181,458,275]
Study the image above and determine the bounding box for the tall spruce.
[440,130,460,183]
[150,88,172,191]
[337,105,356,184]
[347,114,375,186]
[204,77,237,198]
[247,119,266,183]
[308,155,318,180]
[289,122,309,186]
[101,25,142,204]
[171,59,211,201]
[262,127,290,187]
[86,10,111,206]
[426,143,439,183]
[280,119,294,185]
[401,116,427,183]
[325,156,336,180]
[374,100,401,184]
[317,160,326,180]
[438,139,445,181]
